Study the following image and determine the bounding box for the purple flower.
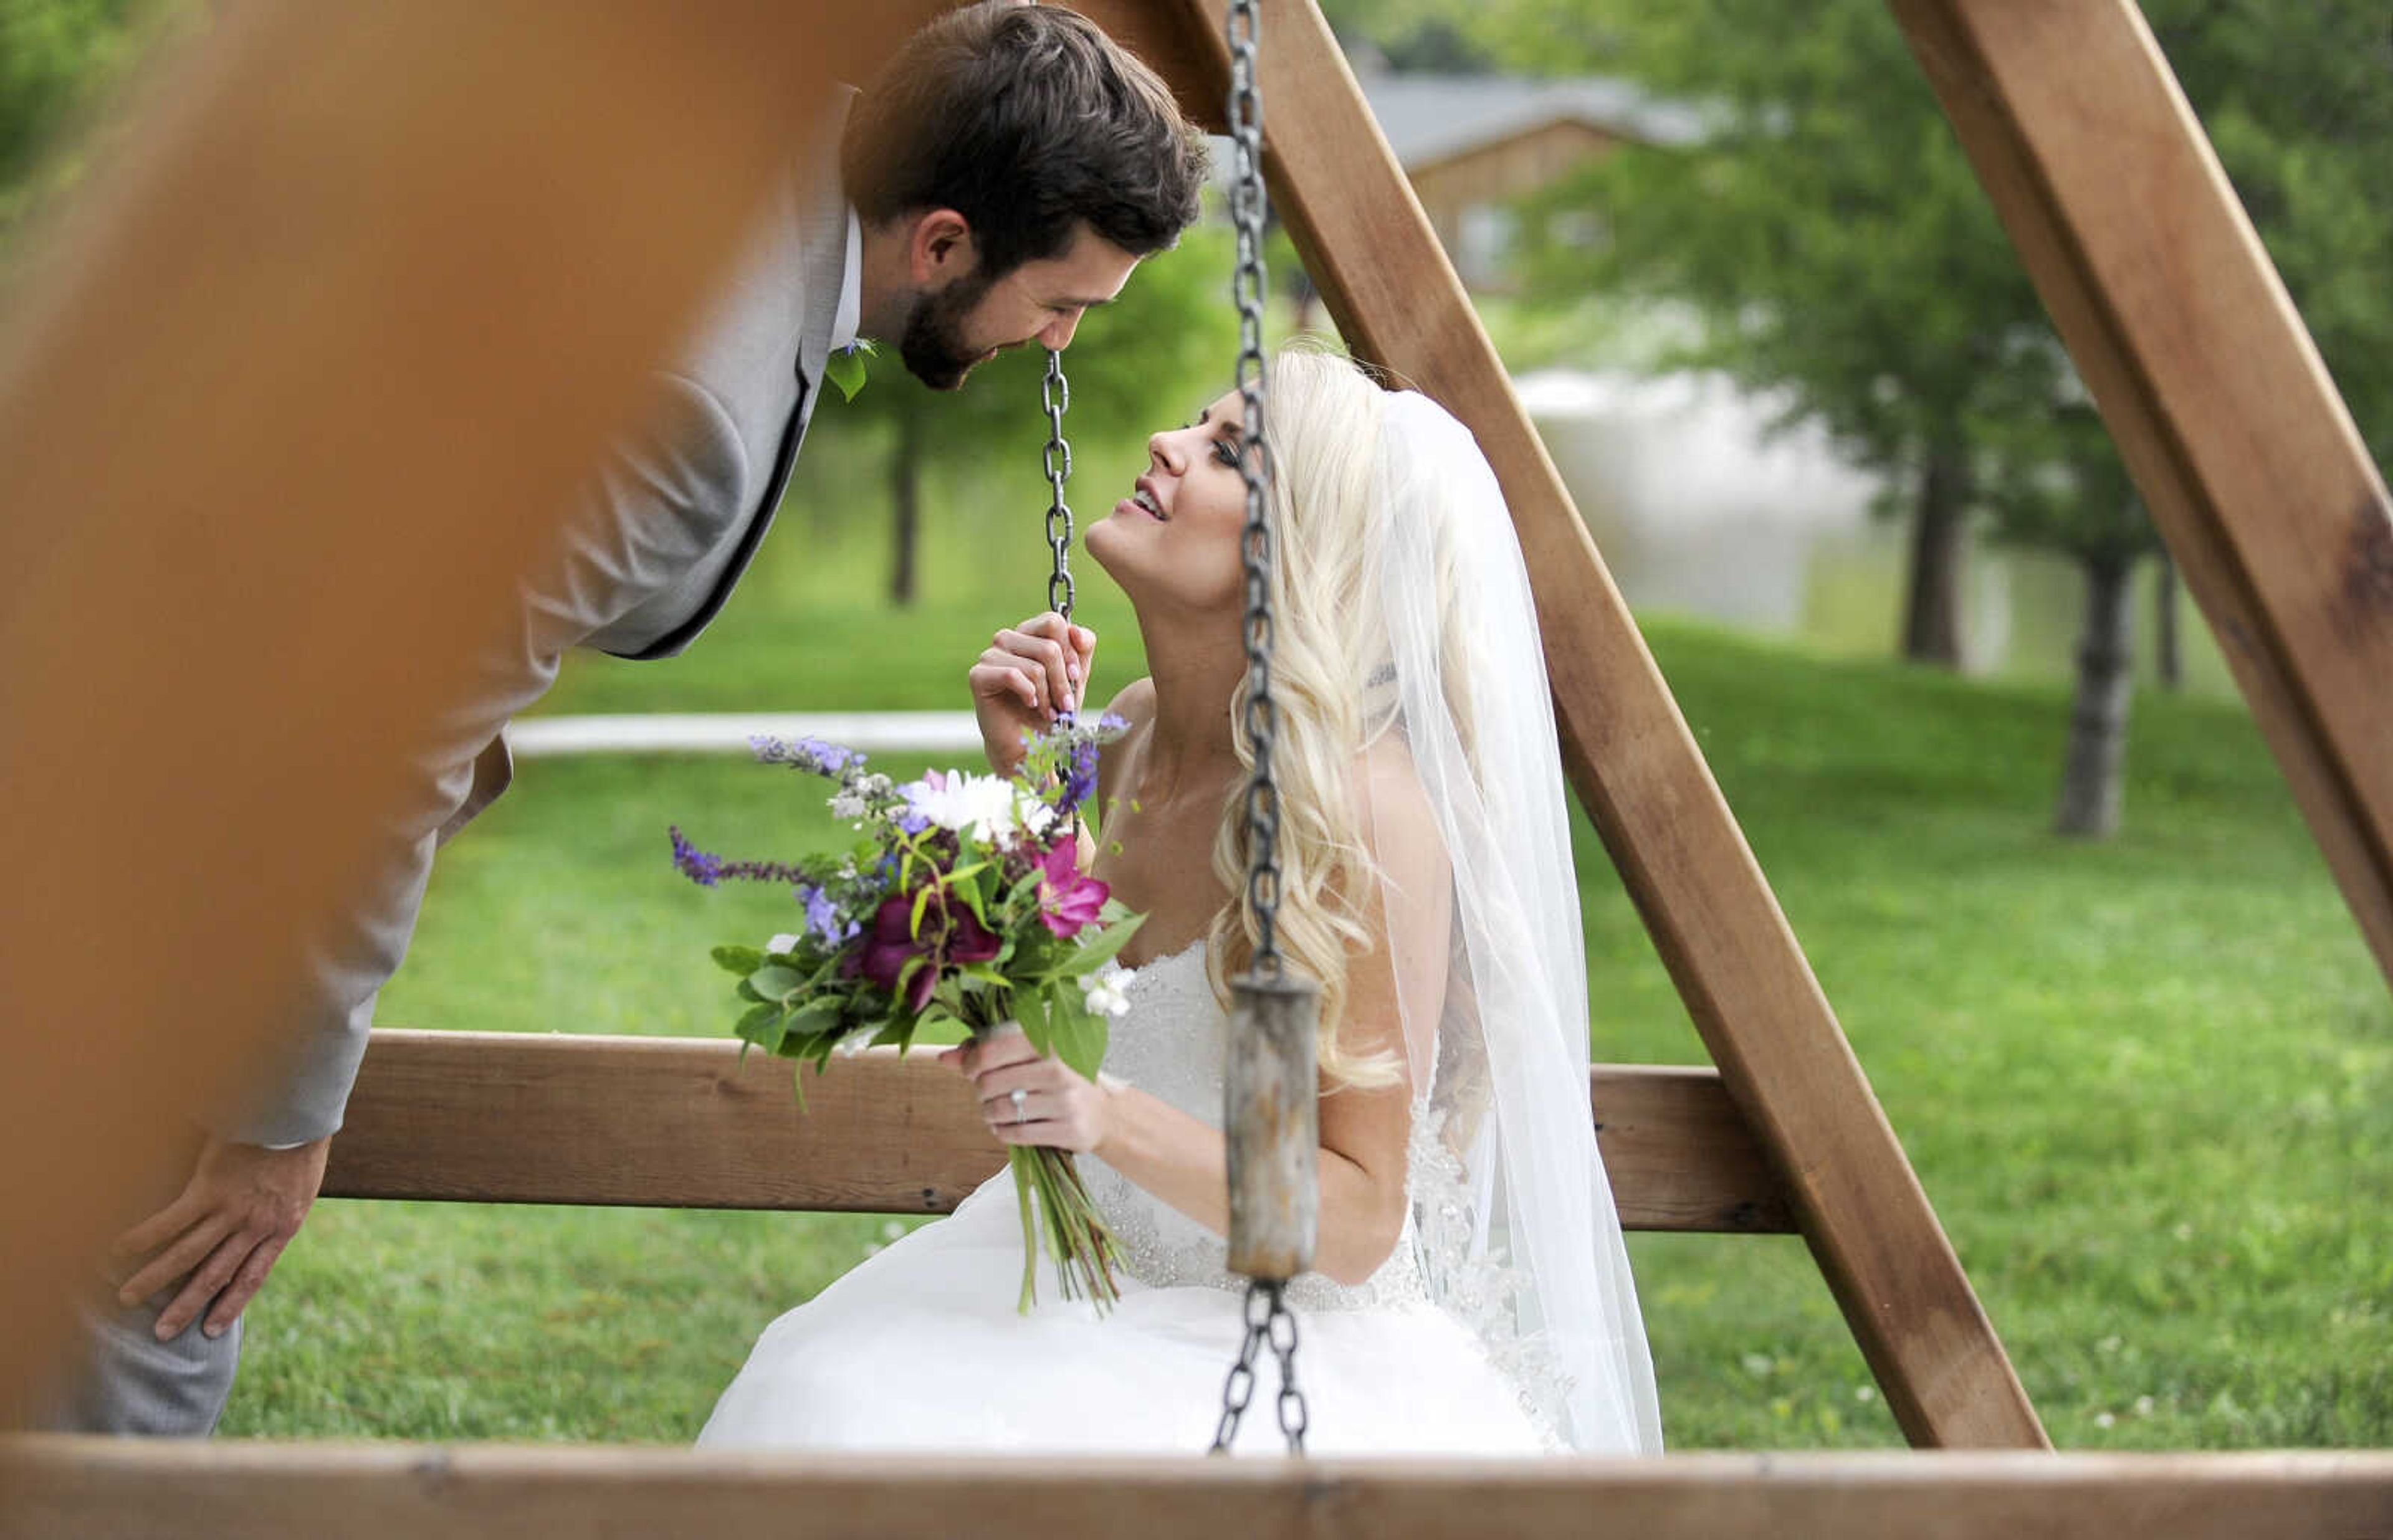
[669,826,724,887]
[849,887,1001,1014]
[1036,842,1110,938]
[750,734,864,777]
[1058,736,1101,817]
[798,883,857,944]
[669,826,809,888]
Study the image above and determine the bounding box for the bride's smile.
[1086,388,1252,611]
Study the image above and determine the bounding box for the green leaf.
[1058,912,1145,974]
[1042,989,1108,1078]
[823,341,874,403]
[748,964,803,1001]
[735,1000,786,1053]
[789,999,843,1040]
[1013,987,1056,1059]
[713,944,765,975]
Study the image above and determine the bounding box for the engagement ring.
[1010,1087,1029,1123]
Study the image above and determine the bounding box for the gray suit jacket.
[220,98,857,1146]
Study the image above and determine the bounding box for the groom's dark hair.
[843,2,1208,278]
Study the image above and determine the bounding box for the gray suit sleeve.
[213,375,752,1146]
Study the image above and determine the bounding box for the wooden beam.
[0,0,913,1429]
[7,1440,2392,1540]
[1122,0,2042,1448]
[1886,0,2393,989]
[322,1032,1795,1235]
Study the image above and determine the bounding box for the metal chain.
[1041,348,1076,632]
[1209,0,1314,1462]
[1208,1280,1307,1455]
[1225,0,1281,977]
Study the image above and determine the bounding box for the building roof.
[1357,73,1703,169]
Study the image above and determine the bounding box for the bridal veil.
[1352,384,1665,1454]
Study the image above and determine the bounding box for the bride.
[698,349,1663,1456]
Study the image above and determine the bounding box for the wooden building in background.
[1357,72,1700,291]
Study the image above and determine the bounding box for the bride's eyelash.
[1210,439,1239,468]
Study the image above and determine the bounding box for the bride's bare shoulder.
[1096,675,1156,728]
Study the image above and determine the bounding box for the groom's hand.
[109,1134,331,1341]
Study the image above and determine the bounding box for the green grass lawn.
[214,462,2391,1449]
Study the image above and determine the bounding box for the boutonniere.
[824,338,876,403]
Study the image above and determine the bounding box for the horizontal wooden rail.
[324,1031,1796,1234]
[6,1441,2391,1540]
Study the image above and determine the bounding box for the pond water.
[1519,368,2237,699]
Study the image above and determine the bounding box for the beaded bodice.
[1079,941,1430,1313]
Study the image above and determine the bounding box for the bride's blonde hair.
[1205,348,1407,1091]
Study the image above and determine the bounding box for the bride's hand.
[968,611,1094,777]
[939,1025,1113,1154]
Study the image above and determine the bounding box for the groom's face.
[899,221,1141,391]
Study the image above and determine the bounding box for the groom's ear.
[905,209,977,287]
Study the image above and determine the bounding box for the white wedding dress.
[697,941,1574,1456]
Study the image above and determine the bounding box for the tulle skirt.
[697,1172,1554,1456]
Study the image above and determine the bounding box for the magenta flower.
[1036,843,1111,939]
[853,888,1002,1014]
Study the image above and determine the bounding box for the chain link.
[1042,348,1076,630]
[1208,1280,1307,1455]
[1225,0,1282,978]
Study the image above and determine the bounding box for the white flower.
[767,933,802,955]
[1079,959,1135,1019]
[905,770,1020,844]
[829,789,868,820]
[1018,797,1058,837]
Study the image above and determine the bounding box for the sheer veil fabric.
[1361,390,1663,1454]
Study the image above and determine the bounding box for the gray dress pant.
[38,1293,243,1436]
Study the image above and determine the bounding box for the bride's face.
[1085,387,1249,614]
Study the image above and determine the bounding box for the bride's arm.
[947,744,1446,1287]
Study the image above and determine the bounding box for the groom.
[48,1,1208,1437]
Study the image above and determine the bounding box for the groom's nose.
[1036,308,1085,352]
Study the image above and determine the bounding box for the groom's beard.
[898,270,998,392]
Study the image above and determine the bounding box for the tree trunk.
[2055,552,2138,839]
[1901,449,1968,668]
[889,411,922,608]
[2154,544,2182,692]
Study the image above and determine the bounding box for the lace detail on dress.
[1407,1105,1572,1445]
[1080,943,1426,1313]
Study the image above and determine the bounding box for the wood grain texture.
[0,0,902,1430]
[1224,975,1322,1278]
[322,1032,1795,1235]
[1138,0,2040,1449]
[7,1440,2391,1540]
[1887,0,2393,987]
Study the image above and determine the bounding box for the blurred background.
[5,0,2387,1453]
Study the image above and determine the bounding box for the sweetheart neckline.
[1119,933,1207,975]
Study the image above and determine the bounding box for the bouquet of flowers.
[669,718,1141,1313]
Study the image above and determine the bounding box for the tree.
[1504,0,2051,668]
[1497,0,2393,833]
[836,219,1237,606]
